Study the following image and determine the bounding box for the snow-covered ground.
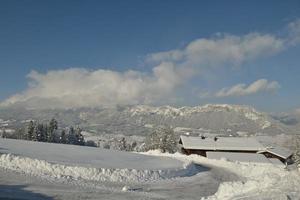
[0,138,182,170]
[0,138,201,182]
[144,151,300,200]
[0,138,300,199]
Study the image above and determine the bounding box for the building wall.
[261,152,289,163]
[181,148,290,164]
[181,148,258,156]
[181,148,206,156]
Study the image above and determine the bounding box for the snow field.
[1,138,300,199]
[0,153,199,182]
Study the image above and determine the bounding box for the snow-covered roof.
[179,136,265,151]
[206,152,271,163]
[265,146,293,159]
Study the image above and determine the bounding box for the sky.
[0,0,300,112]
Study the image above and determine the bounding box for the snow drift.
[0,139,201,182]
[0,154,200,182]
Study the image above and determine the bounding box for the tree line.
[2,118,85,146]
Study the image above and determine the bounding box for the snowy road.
[0,164,228,200]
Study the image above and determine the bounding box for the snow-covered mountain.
[127,104,292,135]
[271,109,300,133]
[0,104,296,136]
[130,104,271,127]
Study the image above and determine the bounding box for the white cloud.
[148,18,300,69]
[215,79,281,97]
[1,63,185,109]
[147,33,285,67]
[287,19,300,45]
[196,91,212,99]
[1,19,299,109]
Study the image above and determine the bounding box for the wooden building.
[179,135,293,165]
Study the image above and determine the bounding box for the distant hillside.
[0,104,296,136]
[271,110,300,133]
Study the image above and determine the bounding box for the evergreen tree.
[75,127,85,145]
[37,123,44,141]
[33,123,44,142]
[27,121,35,140]
[48,118,58,143]
[67,126,76,144]
[43,124,48,142]
[33,123,38,141]
[60,129,67,144]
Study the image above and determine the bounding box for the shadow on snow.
[0,184,53,200]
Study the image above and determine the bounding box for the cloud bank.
[287,19,300,45]
[1,19,300,109]
[215,79,280,97]
[147,33,284,67]
[1,63,185,109]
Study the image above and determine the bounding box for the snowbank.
[0,153,199,182]
[0,139,205,182]
[0,138,203,182]
[143,151,300,200]
[0,138,183,170]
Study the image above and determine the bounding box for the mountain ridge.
[0,104,297,136]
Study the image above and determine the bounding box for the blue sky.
[0,0,300,111]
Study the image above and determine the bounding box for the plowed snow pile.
[144,151,300,200]
[0,138,199,182]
